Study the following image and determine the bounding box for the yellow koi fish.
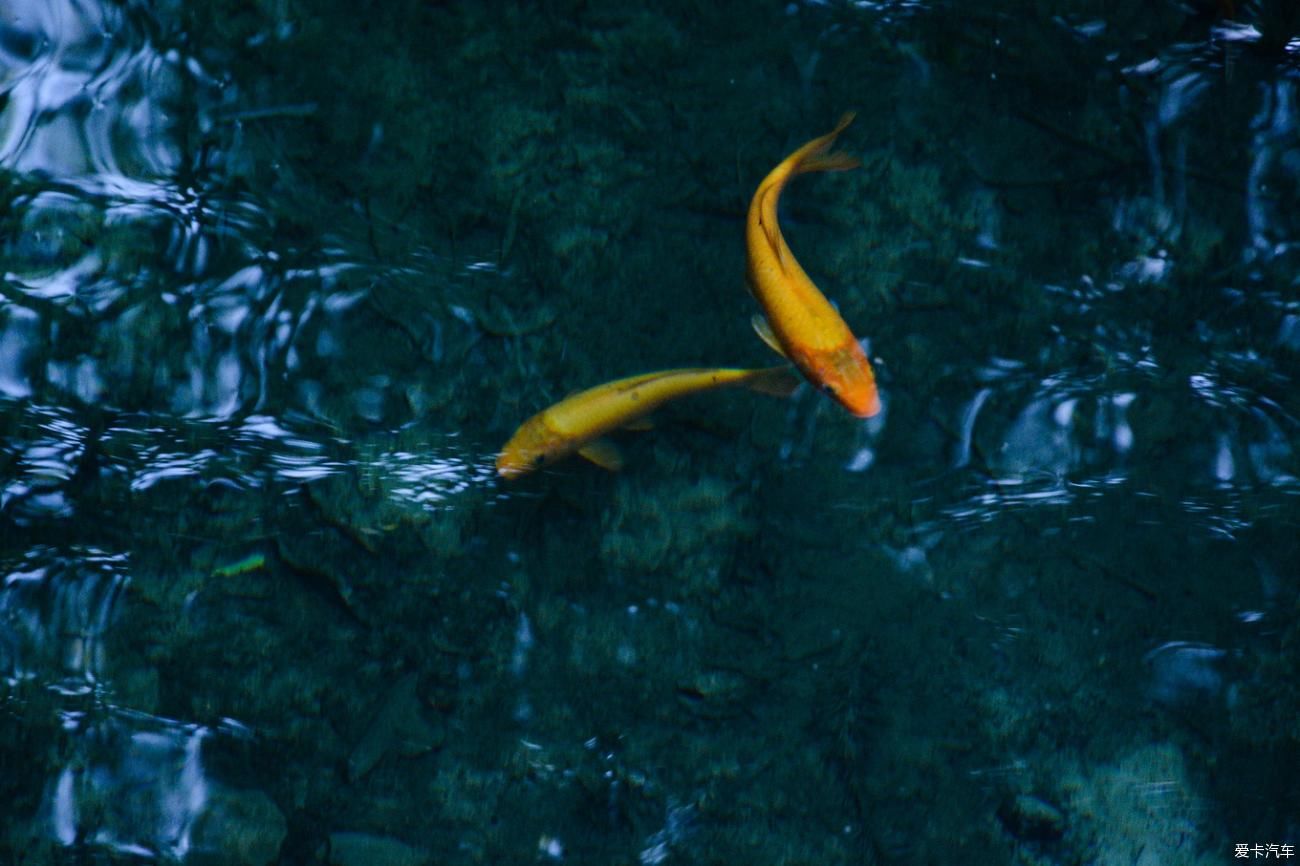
[745,113,881,418]
[496,366,796,479]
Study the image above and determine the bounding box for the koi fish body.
[496,366,796,479]
[745,113,881,418]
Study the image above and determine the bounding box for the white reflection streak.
[1188,372,1220,406]
[1246,81,1294,255]
[269,453,345,481]
[1111,392,1136,453]
[2,548,128,686]
[164,728,207,858]
[955,389,991,468]
[1214,434,1235,483]
[239,413,298,442]
[53,767,76,845]
[49,715,211,859]
[0,0,181,185]
[285,262,363,284]
[215,265,265,298]
[385,450,489,506]
[1159,71,1209,127]
[9,253,103,301]
[1213,21,1262,44]
[0,307,39,398]
[129,449,219,491]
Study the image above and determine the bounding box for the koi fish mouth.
[495,452,532,480]
[844,389,882,418]
[820,381,880,418]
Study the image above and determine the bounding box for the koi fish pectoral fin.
[578,438,624,471]
[750,314,788,359]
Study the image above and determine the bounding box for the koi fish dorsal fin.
[751,313,788,359]
[578,438,624,471]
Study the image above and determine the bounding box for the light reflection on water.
[0,0,498,835]
[1,540,206,857]
[937,367,1297,531]
[1,546,125,689]
[1,0,1298,862]
[0,0,179,185]
[1,400,498,513]
[46,709,209,860]
[0,400,496,857]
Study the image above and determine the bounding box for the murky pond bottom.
[2,0,1299,864]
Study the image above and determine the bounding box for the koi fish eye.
[821,382,837,395]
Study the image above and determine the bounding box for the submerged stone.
[190,785,287,866]
[997,793,1065,842]
[326,832,430,866]
[347,672,443,781]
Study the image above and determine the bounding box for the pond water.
[2,1,1298,864]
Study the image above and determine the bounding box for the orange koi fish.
[745,113,881,418]
[496,366,796,479]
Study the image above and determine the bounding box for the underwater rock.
[997,793,1065,842]
[347,672,443,781]
[189,785,286,866]
[675,669,753,719]
[1063,743,1220,865]
[326,832,429,866]
[472,293,557,337]
[600,473,753,592]
[274,532,362,622]
[1144,641,1225,704]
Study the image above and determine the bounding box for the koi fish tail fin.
[792,112,860,176]
[741,365,803,398]
[798,152,860,174]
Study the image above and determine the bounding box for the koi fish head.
[805,340,881,418]
[496,415,571,480]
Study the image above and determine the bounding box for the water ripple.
[0,0,189,190]
[0,400,500,526]
[1,545,127,689]
[44,707,209,859]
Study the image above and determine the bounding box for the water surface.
[2,1,1298,863]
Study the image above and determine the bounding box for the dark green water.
[2,1,1298,863]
